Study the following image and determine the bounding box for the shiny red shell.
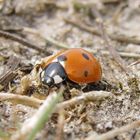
[41,48,102,84]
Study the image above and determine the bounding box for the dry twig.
[128,60,140,67]
[23,27,69,49]
[0,56,20,87]
[57,91,112,110]
[0,30,51,56]
[92,8,128,73]
[64,18,140,46]
[0,91,112,109]
[98,50,140,59]
[11,91,62,140]
[102,0,122,4]
[1,90,111,140]
[0,93,42,108]
[23,27,140,59]
[86,120,140,140]
[55,109,65,140]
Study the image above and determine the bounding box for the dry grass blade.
[64,18,140,45]
[92,8,128,73]
[0,30,51,56]
[128,60,140,67]
[97,20,128,73]
[11,88,63,140]
[56,91,112,110]
[23,27,69,49]
[86,120,140,140]
[45,36,69,49]
[0,91,112,139]
[0,92,42,108]
[23,27,140,59]
[0,71,18,88]
[64,18,100,36]
[55,109,65,140]
[0,91,112,109]
[0,56,20,88]
[98,50,140,59]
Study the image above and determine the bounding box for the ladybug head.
[40,62,67,86]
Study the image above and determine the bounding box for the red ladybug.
[40,48,102,86]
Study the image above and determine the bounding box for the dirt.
[0,0,140,140]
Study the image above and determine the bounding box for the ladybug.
[40,48,102,86]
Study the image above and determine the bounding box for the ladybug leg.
[82,79,115,92]
[60,80,71,100]
[65,79,81,90]
[82,82,100,92]
[99,79,117,91]
[81,81,105,92]
[45,81,71,100]
[47,87,53,95]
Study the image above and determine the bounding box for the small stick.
[98,50,140,59]
[110,2,127,25]
[0,90,112,109]
[55,109,65,140]
[99,20,128,73]
[0,93,42,108]
[64,18,100,36]
[0,56,20,87]
[128,60,140,67]
[64,18,140,45]
[45,36,69,49]
[86,120,140,140]
[102,0,122,3]
[0,30,51,56]
[56,91,112,110]
[11,91,62,140]
[23,27,69,49]
[92,8,128,73]
[23,27,140,59]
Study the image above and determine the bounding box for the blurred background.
[0,0,140,140]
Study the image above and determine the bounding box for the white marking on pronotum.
[52,58,65,68]
[59,61,65,67]
[53,75,63,84]
[49,69,56,77]
[40,70,45,78]
[40,70,45,81]
[52,59,58,63]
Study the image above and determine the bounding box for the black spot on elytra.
[82,53,90,60]
[84,70,88,77]
[57,55,67,62]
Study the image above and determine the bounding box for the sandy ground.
[0,0,140,140]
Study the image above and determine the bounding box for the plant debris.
[0,0,140,140]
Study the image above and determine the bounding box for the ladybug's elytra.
[40,48,102,86]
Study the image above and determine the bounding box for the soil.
[0,0,140,140]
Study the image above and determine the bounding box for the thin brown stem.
[0,92,42,108]
[55,109,65,140]
[0,30,51,56]
[0,90,112,109]
[92,8,129,73]
[64,18,140,45]
[86,120,140,140]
